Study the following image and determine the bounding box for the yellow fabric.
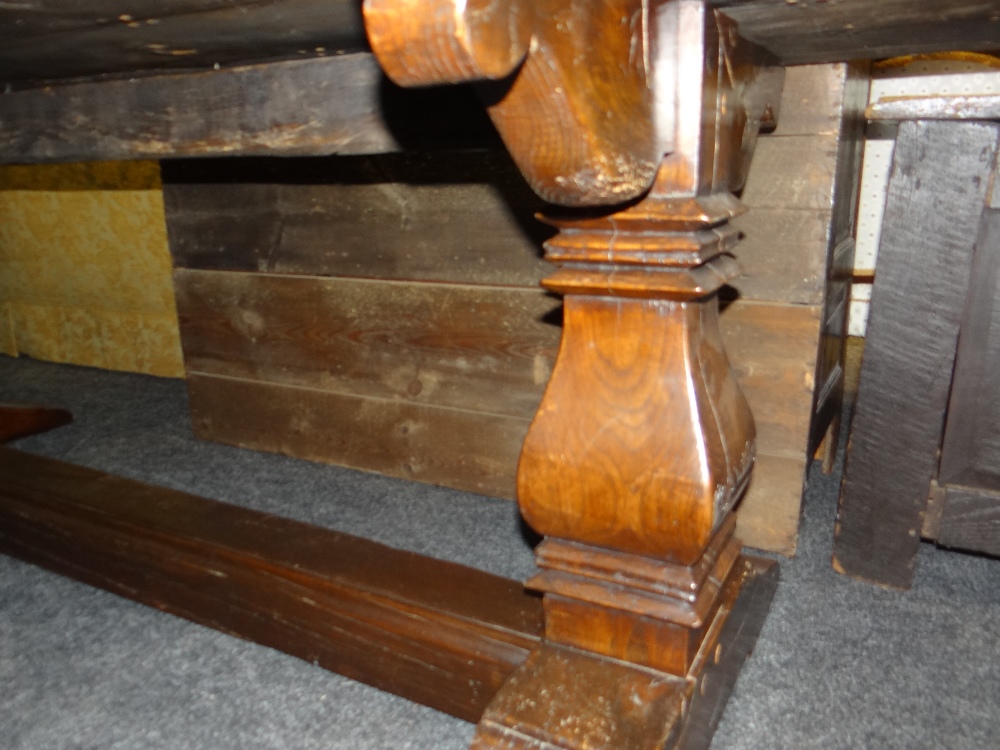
[0,161,184,377]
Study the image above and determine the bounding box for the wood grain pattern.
[174,269,561,418]
[736,454,809,557]
[3,0,997,88]
[721,302,821,459]
[163,152,553,286]
[0,55,396,163]
[715,0,1000,65]
[0,0,367,86]
[518,294,754,565]
[938,209,1000,492]
[471,556,778,750]
[0,55,501,164]
[833,121,999,590]
[365,0,661,206]
[937,485,1000,557]
[740,135,845,212]
[186,372,532,499]
[0,446,543,722]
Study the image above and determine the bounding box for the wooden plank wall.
[728,62,869,552]
[163,64,866,555]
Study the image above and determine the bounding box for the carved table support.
[365,0,784,747]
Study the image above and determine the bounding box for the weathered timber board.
[730,208,832,305]
[0,55,499,164]
[721,302,821,460]
[174,269,561,419]
[0,446,543,722]
[163,65,859,556]
[163,152,553,285]
[186,372,534,499]
[939,209,1000,493]
[735,454,810,557]
[937,485,1000,557]
[833,121,1000,590]
[3,0,997,88]
[715,0,1000,66]
[0,0,367,86]
[0,404,73,442]
[740,134,847,212]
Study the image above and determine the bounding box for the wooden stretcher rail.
[0,445,543,723]
[2,0,996,88]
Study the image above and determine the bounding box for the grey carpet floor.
[1,354,999,749]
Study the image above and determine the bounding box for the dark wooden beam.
[4,0,997,91]
[832,121,999,590]
[0,446,543,722]
[715,0,1000,65]
[0,53,499,164]
[0,405,73,442]
[0,0,368,86]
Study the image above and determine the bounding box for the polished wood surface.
[7,0,995,747]
[365,1,783,746]
[0,445,543,722]
[0,405,73,442]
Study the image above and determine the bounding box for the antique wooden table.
[2,2,998,748]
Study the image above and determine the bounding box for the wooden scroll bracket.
[366,1,784,748]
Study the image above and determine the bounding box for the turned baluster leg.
[364,1,784,747]
[469,183,776,749]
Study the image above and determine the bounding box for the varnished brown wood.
[365,0,660,206]
[0,404,73,442]
[472,557,778,750]
[367,0,782,206]
[833,121,1000,590]
[364,3,783,746]
[0,446,543,722]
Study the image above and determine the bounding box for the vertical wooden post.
[365,1,784,746]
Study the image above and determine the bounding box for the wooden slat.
[741,134,846,212]
[0,0,368,86]
[186,372,533,499]
[174,269,561,418]
[833,121,999,590]
[721,301,822,459]
[937,485,1000,557]
[736,454,809,556]
[870,94,1000,122]
[715,0,1000,66]
[0,404,73,442]
[163,152,553,286]
[0,446,543,722]
[730,207,832,305]
[0,54,497,164]
[4,0,996,87]
[938,209,1000,492]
